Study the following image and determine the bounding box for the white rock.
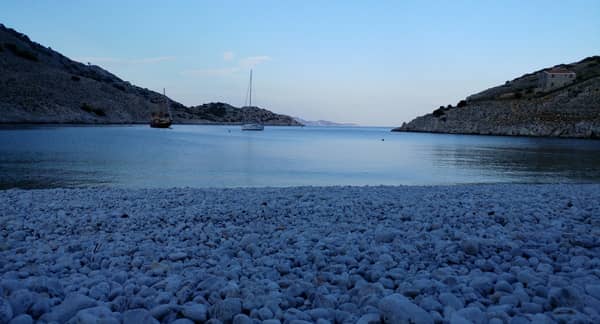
[449,313,471,324]
[210,298,242,322]
[182,304,208,322]
[29,296,50,318]
[470,276,493,295]
[356,313,381,324]
[439,293,464,310]
[8,314,33,324]
[39,293,97,323]
[494,280,513,293]
[0,298,14,324]
[122,308,159,324]
[378,294,433,324]
[548,287,581,308]
[530,313,553,324]
[374,231,396,243]
[172,319,195,324]
[240,233,260,248]
[521,302,543,314]
[8,289,33,315]
[233,313,253,324]
[306,308,335,321]
[149,304,174,319]
[461,239,479,255]
[169,252,188,261]
[69,306,119,324]
[455,307,485,324]
[585,284,600,300]
[88,282,110,301]
[262,320,282,324]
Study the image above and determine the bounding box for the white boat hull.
[241,123,264,131]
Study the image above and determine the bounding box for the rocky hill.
[0,24,300,125]
[393,56,600,138]
[180,103,301,125]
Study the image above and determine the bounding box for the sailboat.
[241,69,264,131]
[150,88,173,128]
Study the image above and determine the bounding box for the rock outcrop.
[394,56,600,138]
[0,24,300,126]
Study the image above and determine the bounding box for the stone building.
[538,67,576,91]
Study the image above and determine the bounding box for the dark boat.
[150,88,173,128]
[150,112,172,128]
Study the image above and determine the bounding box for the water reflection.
[428,136,600,183]
[1,125,599,189]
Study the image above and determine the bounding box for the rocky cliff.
[0,24,300,125]
[393,56,600,138]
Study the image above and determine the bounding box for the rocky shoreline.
[1,184,599,323]
[394,57,600,139]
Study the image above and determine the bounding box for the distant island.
[0,24,301,126]
[293,117,357,127]
[393,56,600,138]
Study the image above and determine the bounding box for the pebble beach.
[1,184,599,323]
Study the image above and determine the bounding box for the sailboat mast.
[164,88,172,118]
[249,69,253,107]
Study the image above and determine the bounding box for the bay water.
[1,125,599,189]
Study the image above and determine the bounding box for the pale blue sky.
[2,1,599,125]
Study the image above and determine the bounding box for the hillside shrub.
[432,107,446,117]
[112,83,126,91]
[457,100,467,108]
[71,75,81,81]
[207,106,227,117]
[81,103,106,116]
[4,43,17,51]
[81,103,93,113]
[4,42,38,61]
[514,92,523,99]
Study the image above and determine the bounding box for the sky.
[2,1,599,126]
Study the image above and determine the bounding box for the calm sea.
[1,125,599,189]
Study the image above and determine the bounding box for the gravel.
[0,184,599,323]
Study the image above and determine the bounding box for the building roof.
[545,67,575,74]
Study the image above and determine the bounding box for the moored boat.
[150,88,172,128]
[241,69,264,131]
[241,123,264,131]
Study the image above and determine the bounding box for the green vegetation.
[432,106,446,117]
[457,100,467,108]
[206,103,227,117]
[3,42,38,61]
[80,103,106,117]
[71,75,81,81]
[112,83,126,91]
